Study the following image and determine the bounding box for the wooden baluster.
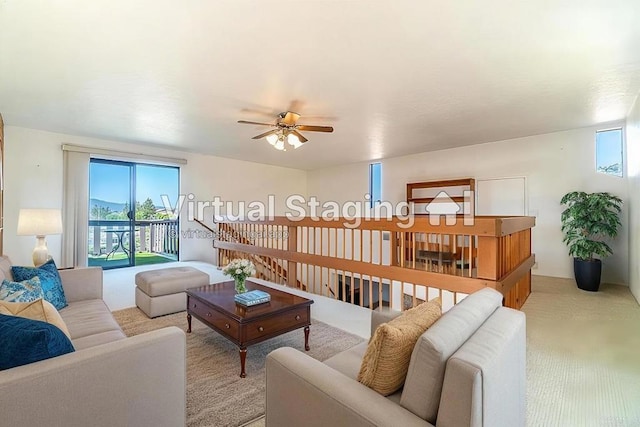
[350,270,355,306]
[412,283,417,308]
[390,232,397,267]
[287,227,297,288]
[320,228,324,296]
[412,232,416,269]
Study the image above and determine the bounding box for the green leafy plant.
[560,192,622,261]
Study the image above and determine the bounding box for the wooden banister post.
[476,236,500,281]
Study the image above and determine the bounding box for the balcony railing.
[88,219,179,267]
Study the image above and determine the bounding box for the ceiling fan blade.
[296,125,334,133]
[291,129,308,143]
[280,111,301,125]
[251,129,279,140]
[238,120,275,126]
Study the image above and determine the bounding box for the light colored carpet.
[523,276,640,426]
[113,307,365,427]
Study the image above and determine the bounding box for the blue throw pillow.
[0,313,75,370]
[12,259,67,310]
[0,277,44,303]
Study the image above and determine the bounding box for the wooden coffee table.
[186,280,314,378]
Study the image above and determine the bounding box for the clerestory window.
[596,128,624,177]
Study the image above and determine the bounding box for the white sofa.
[266,288,526,427]
[0,256,186,427]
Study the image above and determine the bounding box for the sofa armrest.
[370,308,402,336]
[59,267,103,302]
[266,347,432,427]
[0,326,186,427]
[437,308,526,427]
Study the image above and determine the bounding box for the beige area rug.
[112,307,364,427]
[523,277,640,426]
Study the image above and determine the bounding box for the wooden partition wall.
[212,215,535,311]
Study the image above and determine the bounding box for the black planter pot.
[573,258,602,292]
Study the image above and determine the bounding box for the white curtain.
[62,150,90,268]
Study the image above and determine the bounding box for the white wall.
[627,98,640,301]
[4,126,307,266]
[5,123,632,287]
[308,124,630,285]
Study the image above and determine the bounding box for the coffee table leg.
[187,313,192,333]
[304,326,310,351]
[239,347,247,378]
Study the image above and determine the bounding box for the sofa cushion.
[0,277,44,303]
[12,259,68,310]
[324,341,368,380]
[400,287,503,422]
[0,313,75,370]
[71,329,127,350]
[357,298,441,396]
[59,299,123,341]
[0,298,71,339]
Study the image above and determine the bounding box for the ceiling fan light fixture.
[239,109,334,151]
[266,134,278,145]
[287,133,303,149]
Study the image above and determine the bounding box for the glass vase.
[234,277,247,294]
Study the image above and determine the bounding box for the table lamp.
[17,208,63,266]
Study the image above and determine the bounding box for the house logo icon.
[425,190,475,226]
[425,191,461,225]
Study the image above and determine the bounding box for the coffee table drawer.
[189,298,239,340]
[245,307,309,341]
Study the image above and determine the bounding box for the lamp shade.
[17,209,63,236]
[266,134,278,145]
[287,133,303,149]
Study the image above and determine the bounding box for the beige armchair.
[266,288,526,427]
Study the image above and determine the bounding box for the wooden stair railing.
[218,222,289,285]
[194,219,306,290]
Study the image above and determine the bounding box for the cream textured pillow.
[357,298,442,395]
[0,298,71,339]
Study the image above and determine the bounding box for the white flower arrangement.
[222,258,256,282]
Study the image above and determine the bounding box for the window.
[596,128,623,177]
[369,162,381,207]
[88,159,180,269]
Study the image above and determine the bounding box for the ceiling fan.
[238,111,334,150]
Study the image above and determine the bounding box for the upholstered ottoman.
[135,267,209,318]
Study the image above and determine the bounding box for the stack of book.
[234,290,271,307]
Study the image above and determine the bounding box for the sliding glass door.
[134,164,180,265]
[88,160,135,268]
[88,159,179,269]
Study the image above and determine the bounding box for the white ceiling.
[1,0,639,170]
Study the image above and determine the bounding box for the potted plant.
[560,191,622,291]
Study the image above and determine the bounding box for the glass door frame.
[89,158,136,269]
